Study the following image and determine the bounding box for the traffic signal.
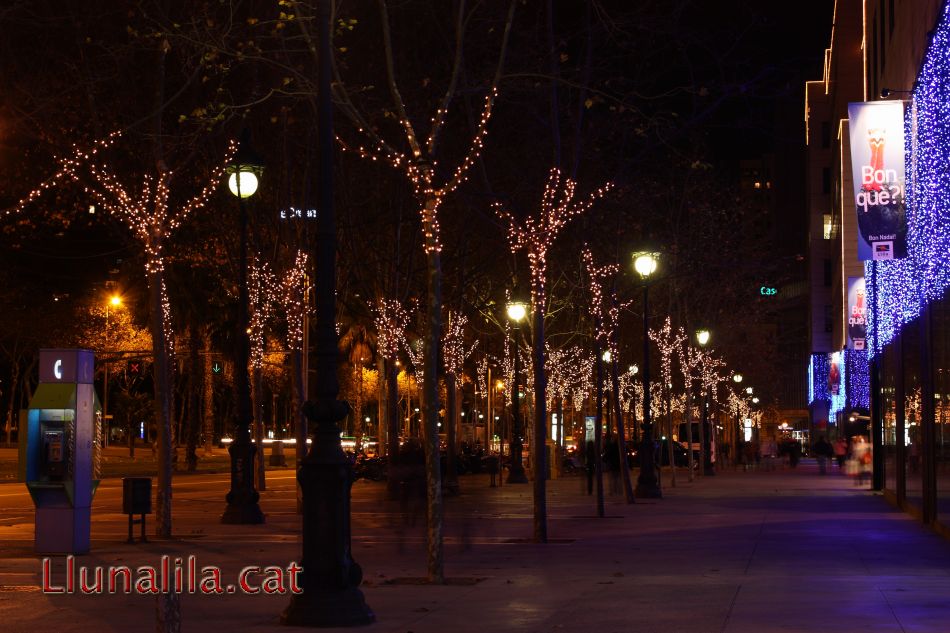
[127,360,144,377]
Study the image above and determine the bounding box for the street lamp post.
[222,129,265,526]
[506,296,529,484]
[103,294,121,449]
[732,373,743,468]
[282,0,373,625]
[633,250,661,498]
[695,328,715,476]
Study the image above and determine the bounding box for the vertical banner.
[847,101,907,260]
[847,276,867,350]
[828,351,842,396]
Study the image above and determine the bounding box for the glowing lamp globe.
[506,301,528,323]
[633,251,660,279]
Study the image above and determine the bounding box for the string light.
[808,353,831,404]
[4,131,121,218]
[279,251,309,351]
[500,170,612,315]
[373,298,410,362]
[442,311,477,378]
[649,316,686,398]
[581,247,620,351]
[476,356,488,400]
[7,132,236,375]
[846,349,870,410]
[338,88,499,255]
[248,255,278,369]
[570,351,596,412]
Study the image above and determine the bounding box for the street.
[3,462,950,632]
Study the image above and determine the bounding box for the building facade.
[806,0,950,532]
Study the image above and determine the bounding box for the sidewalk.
[2,460,950,632]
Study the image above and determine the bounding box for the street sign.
[211,360,223,375]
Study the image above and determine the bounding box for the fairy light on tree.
[649,316,686,486]
[442,311,477,495]
[276,250,310,491]
[329,3,518,581]
[279,251,310,352]
[10,131,235,538]
[496,170,611,538]
[676,329,703,482]
[370,297,409,496]
[581,246,636,503]
[248,255,278,491]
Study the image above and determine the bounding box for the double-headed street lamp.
[222,129,265,525]
[633,250,661,498]
[506,294,529,484]
[695,328,715,475]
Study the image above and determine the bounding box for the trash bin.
[122,477,152,515]
[122,477,151,543]
[269,440,287,467]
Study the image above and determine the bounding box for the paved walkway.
[2,460,950,632]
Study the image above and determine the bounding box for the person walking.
[584,440,596,495]
[852,435,872,486]
[813,435,833,475]
[833,436,848,471]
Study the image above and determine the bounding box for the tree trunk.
[290,348,306,512]
[422,200,444,584]
[186,324,200,471]
[148,266,173,538]
[445,373,459,495]
[253,365,266,491]
[610,357,635,503]
[5,362,19,448]
[593,340,605,518]
[532,299,547,542]
[667,386,676,487]
[686,384,695,482]
[203,327,215,457]
[386,359,400,500]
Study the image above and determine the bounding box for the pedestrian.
[762,436,778,471]
[833,436,848,470]
[743,439,759,471]
[486,452,499,487]
[786,439,801,468]
[813,435,833,475]
[852,435,872,486]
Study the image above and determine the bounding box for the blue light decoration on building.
[846,349,870,410]
[866,2,950,357]
[809,353,831,404]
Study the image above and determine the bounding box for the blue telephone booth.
[18,349,101,554]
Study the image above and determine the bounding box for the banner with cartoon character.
[847,101,907,261]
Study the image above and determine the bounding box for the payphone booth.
[18,349,101,554]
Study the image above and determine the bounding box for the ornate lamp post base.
[506,464,529,484]
[281,406,374,627]
[222,440,265,524]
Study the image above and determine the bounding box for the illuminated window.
[823,214,833,240]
